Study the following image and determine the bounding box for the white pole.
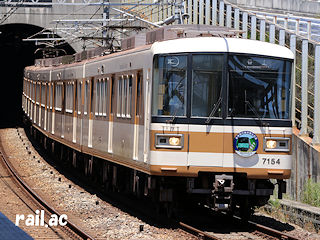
[313,45,320,144]
[269,24,275,43]
[219,1,224,27]
[299,39,309,136]
[193,0,198,24]
[187,0,192,24]
[226,4,231,28]
[290,34,297,126]
[199,0,204,24]
[205,0,210,25]
[260,19,265,42]
[251,15,256,40]
[212,0,217,26]
[234,8,239,30]
[279,29,285,46]
[242,12,248,39]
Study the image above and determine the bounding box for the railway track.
[179,216,300,240]
[0,127,312,240]
[0,136,94,240]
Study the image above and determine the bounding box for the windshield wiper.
[166,107,179,124]
[205,97,222,124]
[245,99,262,120]
[244,90,263,123]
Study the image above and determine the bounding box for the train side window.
[100,79,104,116]
[95,79,100,116]
[102,78,107,116]
[36,83,40,105]
[32,82,35,103]
[28,81,30,99]
[77,81,82,114]
[55,83,63,112]
[122,76,127,117]
[127,75,132,118]
[117,76,122,117]
[136,72,142,117]
[46,83,49,108]
[49,84,53,110]
[84,81,88,115]
[90,79,94,115]
[65,82,74,113]
[41,83,46,107]
[110,75,115,114]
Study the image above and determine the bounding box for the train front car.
[149,37,294,217]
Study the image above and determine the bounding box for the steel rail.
[248,219,300,240]
[180,216,300,240]
[0,143,95,240]
[179,222,222,240]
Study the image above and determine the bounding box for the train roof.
[151,37,294,60]
[31,25,293,69]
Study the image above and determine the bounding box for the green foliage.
[269,198,281,209]
[302,178,320,207]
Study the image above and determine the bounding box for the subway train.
[22,25,294,218]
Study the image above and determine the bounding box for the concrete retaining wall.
[288,128,320,201]
[227,0,320,16]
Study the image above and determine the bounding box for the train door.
[81,79,89,147]
[46,82,52,133]
[133,71,143,160]
[61,82,65,138]
[108,74,115,153]
[187,54,224,168]
[76,80,82,145]
[88,78,94,148]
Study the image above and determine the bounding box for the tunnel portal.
[0,23,75,128]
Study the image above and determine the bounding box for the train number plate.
[262,158,280,165]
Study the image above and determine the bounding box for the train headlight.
[169,136,181,146]
[155,134,184,149]
[264,137,290,152]
[266,140,277,149]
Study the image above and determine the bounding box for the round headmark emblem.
[233,131,259,157]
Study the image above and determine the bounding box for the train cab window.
[228,55,292,119]
[152,55,187,116]
[191,54,223,117]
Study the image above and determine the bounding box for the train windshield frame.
[152,55,188,117]
[151,53,293,124]
[228,54,292,120]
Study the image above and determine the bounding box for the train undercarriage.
[27,123,286,220]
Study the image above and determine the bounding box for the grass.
[302,178,320,207]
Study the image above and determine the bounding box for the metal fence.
[123,0,320,144]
